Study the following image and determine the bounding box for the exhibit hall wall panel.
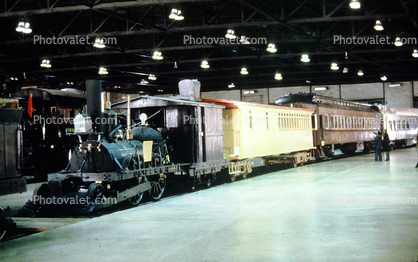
[384,81,413,108]
[201,90,241,101]
[341,83,384,100]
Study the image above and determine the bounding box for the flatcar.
[275,92,381,157]
[13,88,86,181]
[201,99,315,181]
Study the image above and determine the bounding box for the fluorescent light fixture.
[301,54,310,62]
[148,74,157,80]
[267,43,277,53]
[225,29,236,39]
[93,38,105,48]
[381,75,387,81]
[394,37,403,47]
[40,59,51,68]
[343,67,349,73]
[330,63,339,70]
[389,83,402,87]
[349,0,360,9]
[314,87,327,91]
[274,72,283,80]
[412,50,418,58]
[152,51,163,60]
[357,70,364,76]
[98,67,108,75]
[240,67,248,75]
[374,20,384,31]
[239,36,250,44]
[201,60,210,69]
[228,83,235,88]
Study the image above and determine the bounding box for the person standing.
[382,129,390,161]
[374,131,383,161]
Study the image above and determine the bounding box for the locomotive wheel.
[149,174,166,201]
[0,207,6,240]
[128,193,144,206]
[230,175,236,182]
[87,183,104,201]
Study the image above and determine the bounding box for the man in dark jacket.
[382,129,390,161]
[374,131,382,161]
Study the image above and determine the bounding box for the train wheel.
[149,174,166,201]
[87,183,104,201]
[128,193,144,206]
[230,174,236,182]
[0,207,6,240]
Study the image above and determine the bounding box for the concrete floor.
[1,148,418,262]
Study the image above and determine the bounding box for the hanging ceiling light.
[240,67,248,75]
[274,72,283,80]
[169,9,184,20]
[412,50,418,58]
[40,59,51,68]
[301,54,310,62]
[343,68,349,73]
[357,70,364,76]
[349,0,361,9]
[201,60,210,69]
[139,79,149,85]
[93,38,106,48]
[394,37,403,47]
[267,44,277,53]
[381,75,387,81]
[16,21,32,34]
[239,36,250,44]
[228,83,235,88]
[225,29,236,39]
[152,51,163,60]
[330,63,339,70]
[374,20,384,31]
[98,67,108,75]
[148,74,157,80]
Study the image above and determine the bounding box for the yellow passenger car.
[202,99,315,181]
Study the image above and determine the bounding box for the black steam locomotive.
[26,80,227,215]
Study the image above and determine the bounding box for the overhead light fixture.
[93,38,106,48]
[201,60,210,69]
[228,83,235,88]
[389,83,402,87]
[16,21,32,34]
[148,74,157,80]
[152,51,163,60]
[343,67,349,73]
[274,72,283,80]
[314,87,328,91]
[357,70,364,76]
[40,59,51,68]
[98,67,108,75]
[412,50,418,58]
[243,90,255,95]
[225,29,236,39]
[240,67,248,75]
[394,37,403,47]
[349,0,361,9]
[301,54,310,63]
[139,79,149,85]
[330,63,339,70]
[267,44,277,53]
[306,80,311,84]
[381,75,387,81]
[239,36,250,44]
[10,77,18,81]
[374,20,384,31]
[169,9,184,20]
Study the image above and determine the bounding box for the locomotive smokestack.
[86,79,103,132]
